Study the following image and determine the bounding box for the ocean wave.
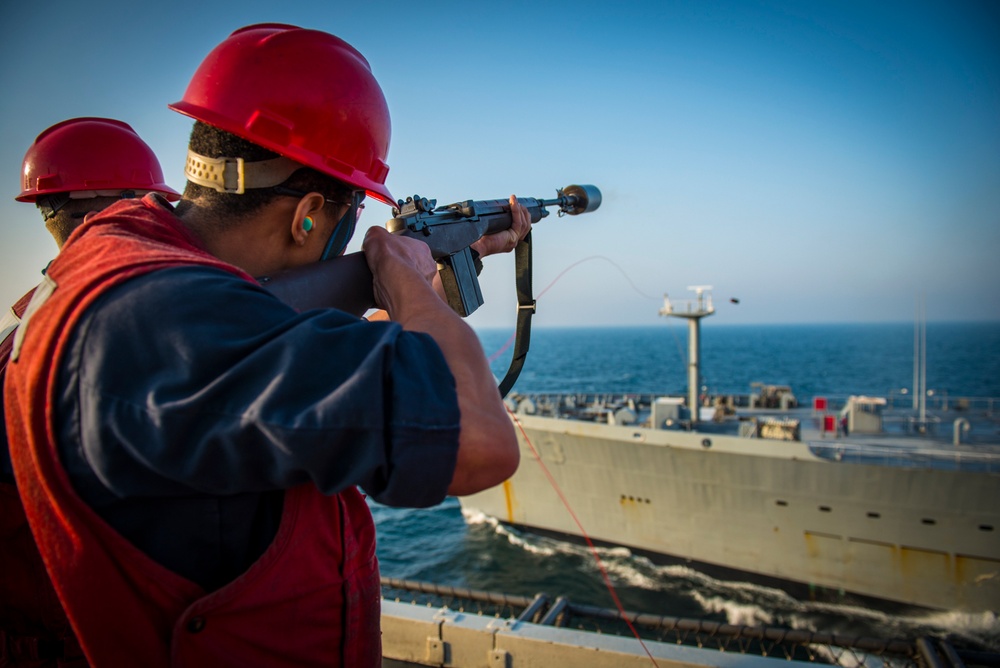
[688,569,1000,649]
[689,590,776,626]
[458,507,999,650]
[462,508,560,556]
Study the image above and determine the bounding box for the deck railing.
[380,578,997,668]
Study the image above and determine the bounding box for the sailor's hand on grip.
[362,226,438,316]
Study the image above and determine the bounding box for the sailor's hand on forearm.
[470,194,530,258]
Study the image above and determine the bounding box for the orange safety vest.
[5,196,381,667]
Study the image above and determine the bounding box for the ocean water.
[372,322,1000,650]
[485,321,1000,399]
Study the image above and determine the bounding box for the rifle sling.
[497,231,534,398]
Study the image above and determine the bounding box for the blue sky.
[1,0,997,328]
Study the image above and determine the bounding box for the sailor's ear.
[290,193,326,245]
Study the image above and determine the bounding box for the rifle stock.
[260,252,375,317]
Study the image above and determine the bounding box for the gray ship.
[457,288,1000,614]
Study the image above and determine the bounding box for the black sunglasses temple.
[320,191,364,260]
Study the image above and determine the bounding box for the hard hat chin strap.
[185,150,302,194]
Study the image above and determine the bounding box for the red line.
[488,254,655,365]
[486,254,660,665]
[507,406,661,667]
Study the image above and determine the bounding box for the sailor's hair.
[178,121,352,222]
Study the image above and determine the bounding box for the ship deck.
[505,392,1000,472]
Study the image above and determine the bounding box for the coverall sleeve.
[62,266,461,508]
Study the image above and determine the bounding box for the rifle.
[260,184,602,394]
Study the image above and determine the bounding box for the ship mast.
[914,292,928,430]
[659,286,715,425]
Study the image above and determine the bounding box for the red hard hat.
[16,117,181,202]
[169,24,393,205]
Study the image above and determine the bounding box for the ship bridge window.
[775,500,788,507]
[819,505,832,513]
[922,518,936,526]
[867,512,881,519]
[980,525,994,532]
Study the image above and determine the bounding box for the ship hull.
[459,414,1000,613]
